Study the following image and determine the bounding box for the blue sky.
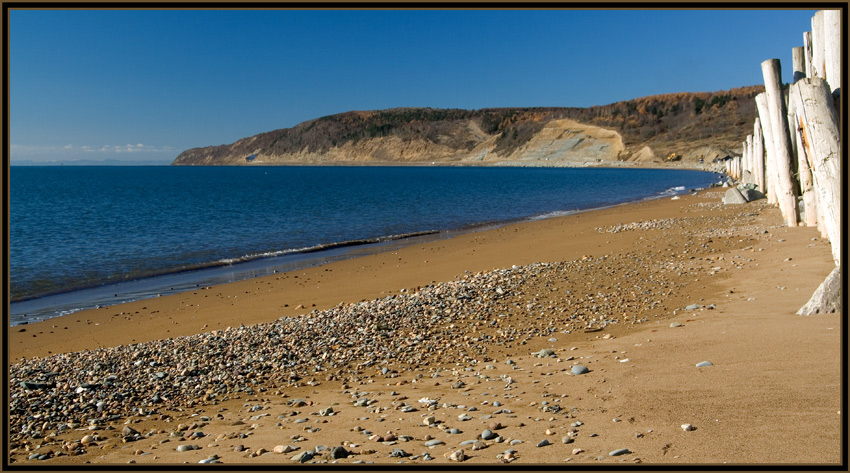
[9,7,819,163]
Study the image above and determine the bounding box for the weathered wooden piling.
[761,58,799,226]
[753,117,766,193]
[823,9,841,95]
[755,93,778,203]
[789,77,841,264]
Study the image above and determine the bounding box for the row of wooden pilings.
[726,9,842,314]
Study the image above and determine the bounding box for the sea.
[9,165,722,326]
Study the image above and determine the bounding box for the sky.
[8,7,820,163]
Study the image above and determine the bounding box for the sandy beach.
[7,187,842,466]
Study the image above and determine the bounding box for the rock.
[176,444,198,452]
[723,188,748,204]
[510,439,523,446]
[561,436,574,444]
[537,348,555,358]
[330,446,349,459]
[449,449,465,462]
[19,381,52,390]
[449,428,461,434]
[424,439,444,447]
[670,322,683,328]
[423,416,436,426]
[684,303,701,310]
[537,439,550,447]
[695,361,713,367]
[740,188,766,202]
[122,426,140,438]
[609,448,631,456]
[291,450,314,462]
[571,365,589,375]
[489,422,502,430]
[681,424,696,431]
[319,407,334,416]
[452,381,466,389]
[389,448,410,458]
[481,429,497,440]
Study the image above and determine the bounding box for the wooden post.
[803,31,814,79]
[755,94,777,203]
[823,9,841,95]
[762,58,800,226]
[753,117,766,193]
[811,11,825,79]
[746,135,755,185]
[792,46,806,83]
[793,111,820,227]
[789,77,841,264]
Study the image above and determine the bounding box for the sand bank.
[7,188,842,466]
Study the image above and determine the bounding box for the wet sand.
[7,188,842,465]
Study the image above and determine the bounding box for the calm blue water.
[9,166,720,324]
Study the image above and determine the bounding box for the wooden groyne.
[729,9,842,314]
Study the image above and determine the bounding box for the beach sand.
[7,188,842,466]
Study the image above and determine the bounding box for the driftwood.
[761,59,800,226]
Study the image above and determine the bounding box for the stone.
[449,428,461,434]
[684,304,701,310]
[695,361,713,367]
[609,448,631,456]
[681,424,696,431]
[176,444,197,452]
[561,436,574,444]
[537,439,550,447]
[723,188,748,204]
[740,188,766,202]
[319,407,334,416]
[424,439,444,447]
[571,365,589,375]
[449,449,465,462]
[537,348,556,358]
[389,448,410,458]
[670,322,683,328]
[481,429,498,440]
[291,450,314,462]
[330,446,349,459]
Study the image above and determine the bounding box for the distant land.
[11,159,173,166]
[173,85,763,170]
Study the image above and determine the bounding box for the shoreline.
[9,180,717,326]
[7,188,842,465]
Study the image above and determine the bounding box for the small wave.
[659,185,687,196]
[217,231,442,266]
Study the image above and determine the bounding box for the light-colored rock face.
[498,119,626,164]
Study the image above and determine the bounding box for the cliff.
[172,85,763,168]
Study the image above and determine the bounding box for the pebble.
[537,439,550,447]
[424,439,444,447]
[449,449,466,462]
[670,322,683,328]
[681,424,696,431]
[330,446,349,459]
[571,365,589,375]
[481,429,498,440]
[609,448,631,456]
[176,444,198,452]
[695,361,713,367]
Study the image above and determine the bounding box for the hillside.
[172,85,763,168]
